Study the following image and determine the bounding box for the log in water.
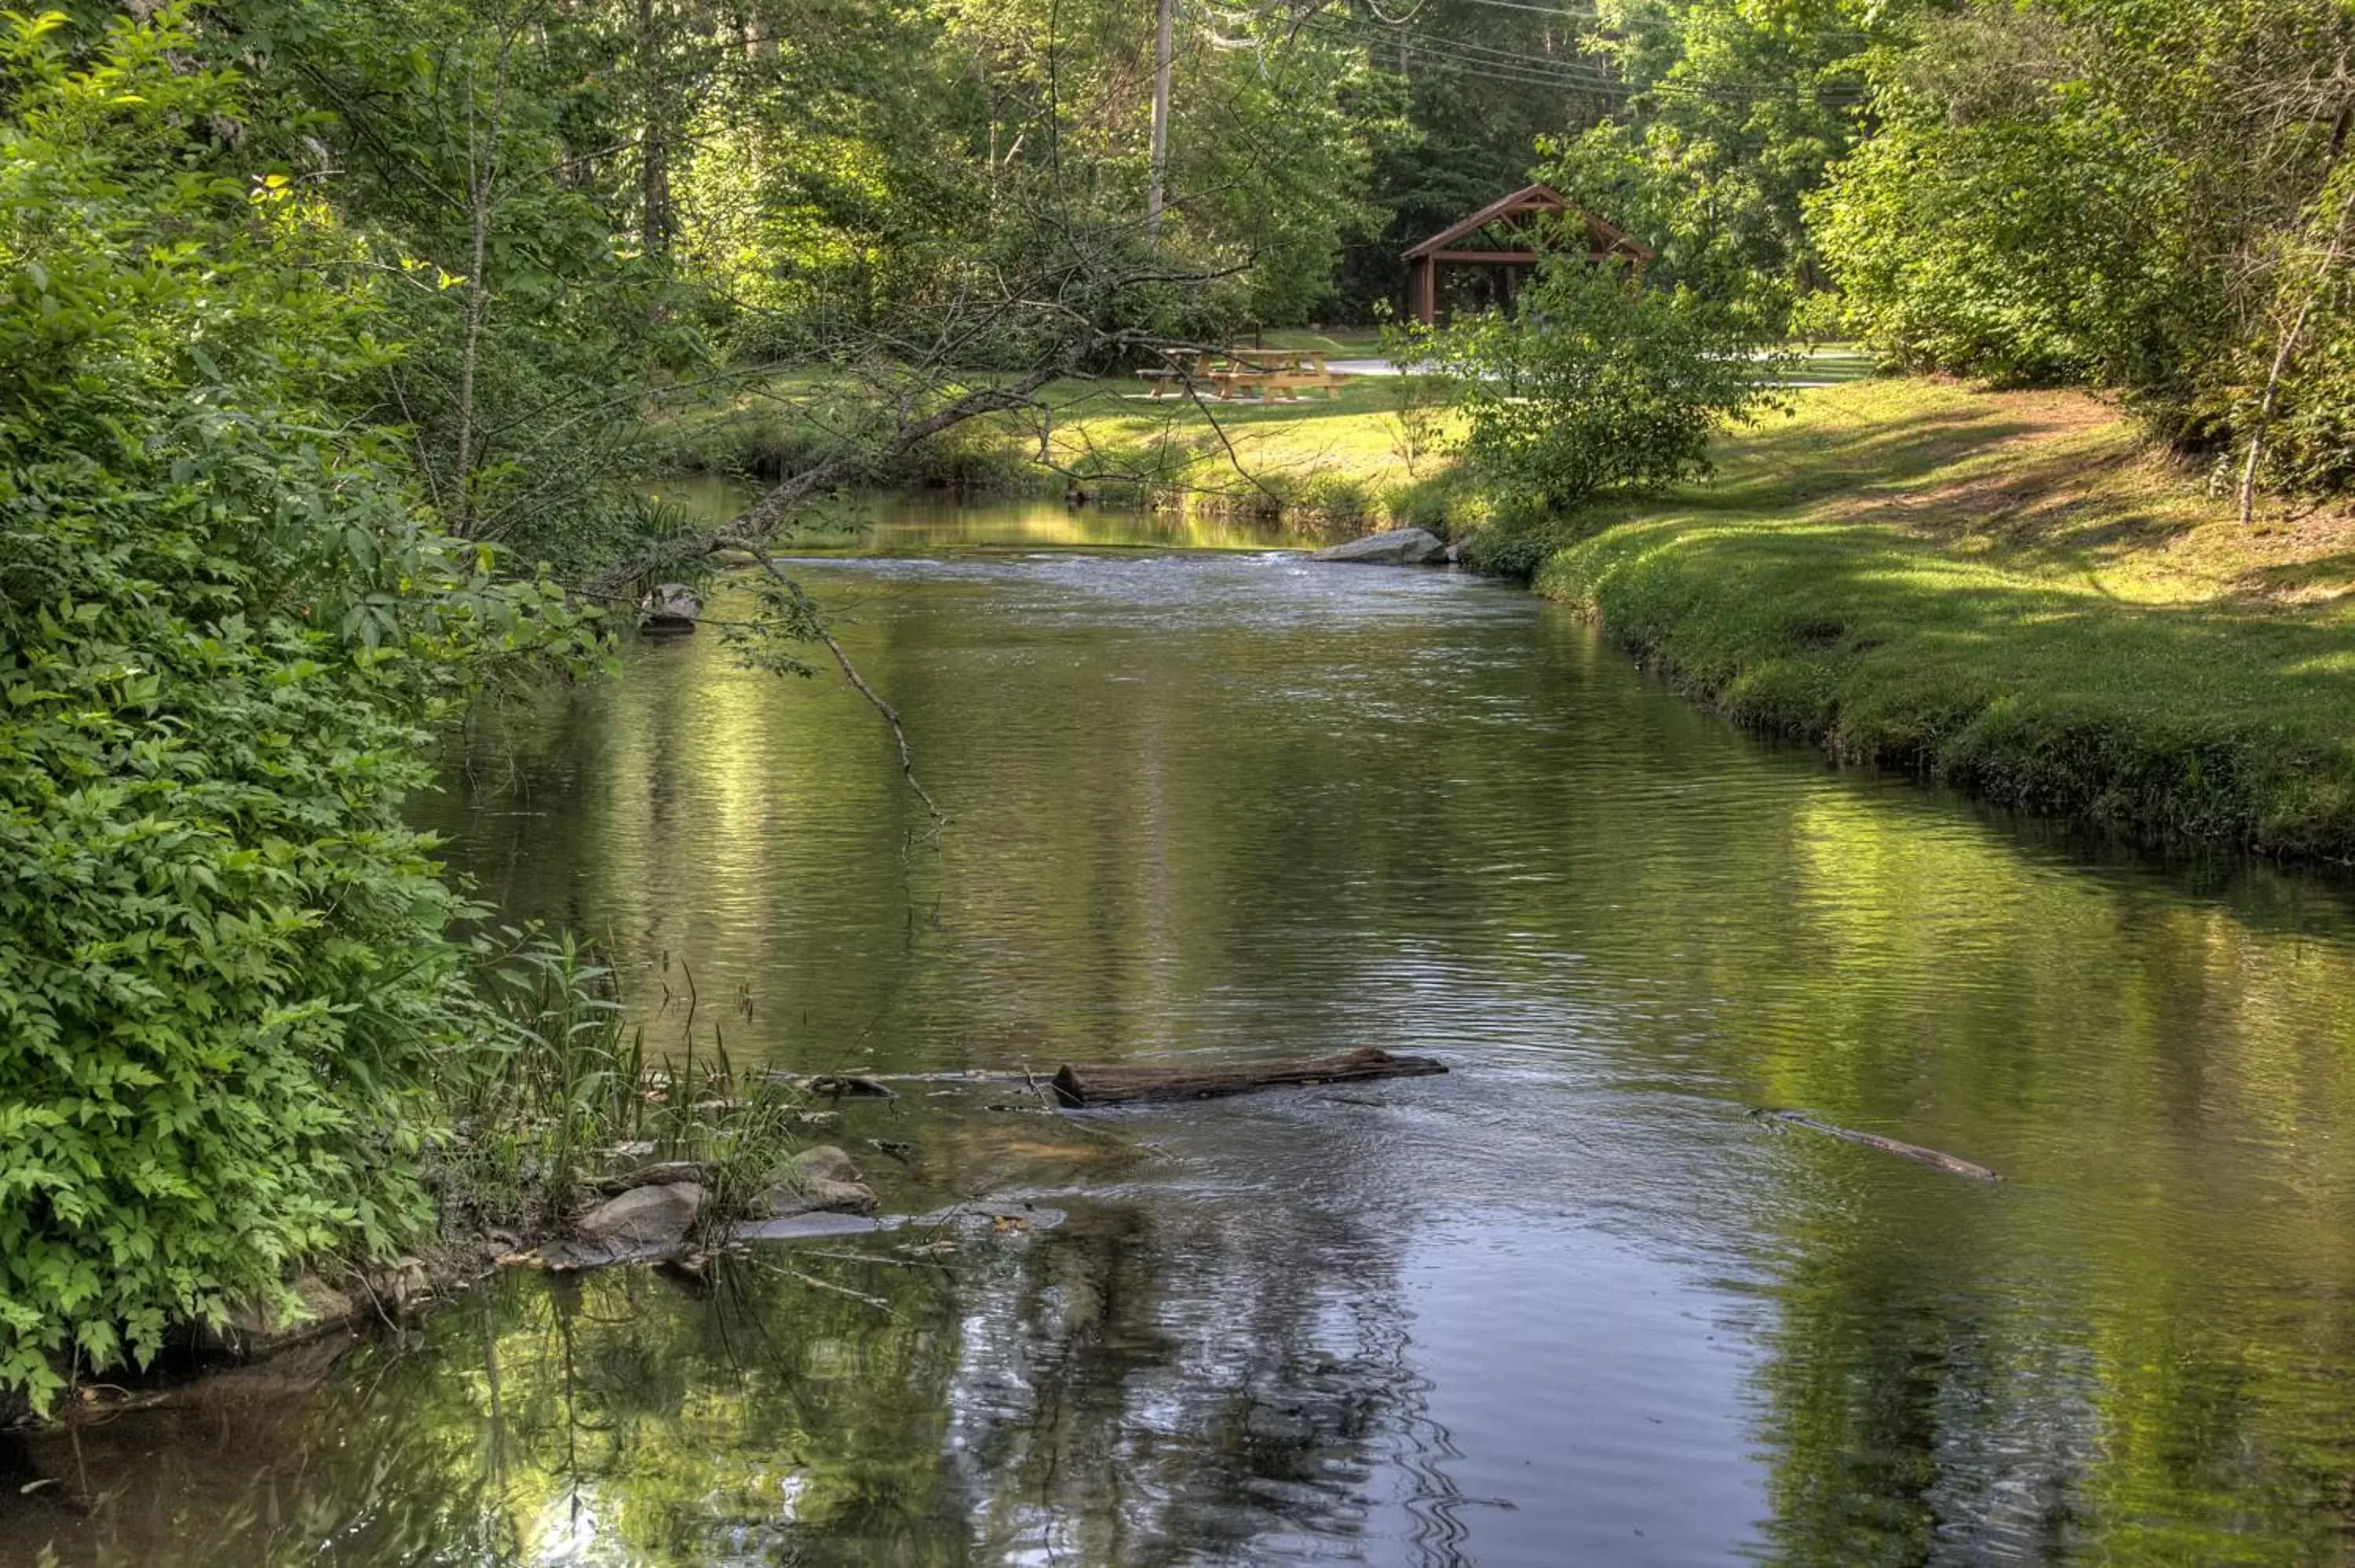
[1052,1047,1448,1107]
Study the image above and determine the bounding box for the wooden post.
[1418,257,1437,326]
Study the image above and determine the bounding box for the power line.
[1311,11,1870,106]
[1445,0,1607,18]
[1191,2,1870,108]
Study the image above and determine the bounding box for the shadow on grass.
[2230,550,2355,607]
[1699,409,2050,513]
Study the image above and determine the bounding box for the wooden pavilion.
[1402,183,1652,326]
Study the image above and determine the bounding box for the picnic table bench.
[1137,347,1351,402]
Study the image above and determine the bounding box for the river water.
[10,494,2355,1566]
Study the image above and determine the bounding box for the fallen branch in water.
[1752,1109,2001,1183]
[1053,1047,1447,1107]
[755,559,947,831]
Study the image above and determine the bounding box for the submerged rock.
[738,1211,894,1242]
[762,1144,879,1219]
[799,1073,898,1100]
[737,1201,1068,1245]
[1309,527,1448,565]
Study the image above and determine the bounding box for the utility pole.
[1147,0,1174,244]
[639,0,670,254]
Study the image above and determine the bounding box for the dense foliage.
[1539,0,1882,317]
[1809,0,2355,501]
[1521,0,2354,508]
[0,8,584,1405]
[1433,257,1779,514]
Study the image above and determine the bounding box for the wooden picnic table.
[1223,348,1331,374]
[1137,346,1349,402]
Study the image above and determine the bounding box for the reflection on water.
[11,503,2355,1565]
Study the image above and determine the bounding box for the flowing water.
[11,494,2355,1566]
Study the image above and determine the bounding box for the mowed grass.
[1524,380,2355,859]
[1025,370,1463,526]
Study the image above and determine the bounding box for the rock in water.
[1309,527,1448,565]
[577,1181,705,1249]
[640,582,699,635]
[762,1144,879,1219]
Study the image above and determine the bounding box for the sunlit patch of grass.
[1253,326,1386,355]
[1529,381,2355,859]
[1002,372,1472,528]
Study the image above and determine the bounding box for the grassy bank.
[1507,381,2355,861]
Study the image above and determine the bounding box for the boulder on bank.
[1310,527,1448,566]
[208,1274,358,1355]
[528,1181,707,1270]
[640,582,699,634]
[579,1180,706,1249]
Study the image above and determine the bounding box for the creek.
[9,493,2355,1566]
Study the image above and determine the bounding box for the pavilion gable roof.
[1401,183,1653,261]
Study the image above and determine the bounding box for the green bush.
[0,6,582,1407]
[1433,261,1781,516]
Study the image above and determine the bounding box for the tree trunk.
[638,0,670,254]
[452,31,518,536]
[2240,155,2355,525]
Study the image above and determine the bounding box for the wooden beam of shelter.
[1400,183,1652,326]
[1426,249,1623,264]
[1402,183,1652,263]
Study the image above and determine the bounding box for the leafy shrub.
[0,6,583,1407]
[1433,260,1782,515]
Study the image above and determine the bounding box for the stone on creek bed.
[527,1147,882,1270]
[534,1181,708,1270]
[761,1144,881,1220]
[583,1180,706,1246]
[1309,527,1448,565]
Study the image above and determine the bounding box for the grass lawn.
[1254,326,1389,356]
[1524,380,2355,859]
[1024,370,1457,523]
